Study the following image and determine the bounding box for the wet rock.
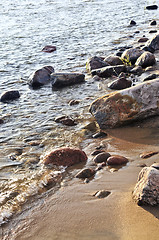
[135,52,156,68]
[151,163,159,170]
[93,190,111,198]
[75,168,96,179]
[91,65,126,78]
[137,163,147,168]
[104,55,123,66]
[93,152,111,164]
[138,37,149,43]
[68,99,80,106]
[51,72,85,88]
[92,75,102,81]
[133,165,159,206]
[42,45,56,53]
[92,131,107,138]
[43,147,87,167]
[107,155,128,165]
[149,30,157,34]
[86,56,109,73]
[130,66,143,75]
[55,116,77,126]
[89,78,159,128]
[0,90,20,102]
[28,66,54,88]
[130,20,136,25]
[143,73,158,81]
[140,151,159,159]
[91,149,105,156]
[144,34,159,52]
[95,162,107,171]
[121,48,144,65]
[150,20,157,25]
[146,5,158,10]
[108,75,132,90]
[0,119,4,124]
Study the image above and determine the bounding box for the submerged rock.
[91,65,126,78]
[150,20,157,25]
[108,74,132,90]
[107,155,128,165]
[29,66,54,88]
[0,90,20,102]
[43,147,87,167]
[133,165,159,205]
[89,78,159,128]
[135,52,156,68]
[51,72,85,88]
[86,56,109,73]
[140,151,159,159]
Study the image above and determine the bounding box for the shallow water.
[0,0,159,225]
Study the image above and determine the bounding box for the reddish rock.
[93,152,111,164]
[107,155,128,165]
[75,168,95,179]
[140,151,159,159]
[44,147,87,167]
[42,45,56,53]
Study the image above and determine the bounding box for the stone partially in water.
[107,155,128,165]
[75,168,96,179]
[135,52,156,68]
[86,56,109,73]
[121,48,144,65]
[43,147,87,167]
[91,65,126,78]
[0,90,20,102]
[140,151,159,159]
[93,152,111,164]
[93,190,111,198]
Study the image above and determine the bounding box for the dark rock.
[55,116,77,126]
[140,151,159,159]
[0,90,20,102]
[130,20,136,25]
[91,150,105,156]
[91,65,126,78]
[130,66,143,75]
[143,73,158,81]
[149,30,157,34]
[150,20,157,25]
[108,75,132,90]
[68,99,80,106]
[151,163,159,170]
[137,163,147,168]
[144,34,159,52]
[135,52,156,68]
[51,72,85,88]
[104,55,123,66]
[28,66,54,88]
[0,119,4,124]
[138,37,149,43]
[93,190,111,198]
[42,45,56,53]
[107,155,128,165]
[75,168,96,179]
[86,56,109,73]
[95,162,107,171]
[121,48,144,65]
[93,152,111,164]
[44,147,87,167]
[92,131,107,138]
[135,31,140,34]
[146,5,158,10]
[92,75,102,81]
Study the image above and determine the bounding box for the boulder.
[146,5,158,10]
[108,73,132,90]
[29,66,54,88]
[144,34,159,52]
[140,151,159,159]
[0,90,20,102]
[93,152,111,164]
[43,147,87,167]
[104,55,123,66]
[133,165,159,205]
[86,56,109,73]
[135,52,156,68]
[91,65,126,78]
[75,168,96,179]
[107,155,128,165]
[121,48,144,65]
[42,45,56,53]
[89,78,159,128]
[149,30,157,34]
[51,72,85,88]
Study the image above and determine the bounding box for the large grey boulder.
[121,48,144,65]
[135,51,156,68]
[89,78,159,129]
[91,65,126,78]
[86,56,109,73]
[133,164,159,205]
[51,72,85,88]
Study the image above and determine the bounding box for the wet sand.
[2,126,159,240]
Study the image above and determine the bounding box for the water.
[0,0,158,225]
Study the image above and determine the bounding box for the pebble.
[91,149,105,156]
[93,190,111,198]
[75,168,96,179]
[140,151,159,159]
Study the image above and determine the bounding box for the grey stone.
[86,56,109,73]
[91,65,126,78]
[121,48,144,65]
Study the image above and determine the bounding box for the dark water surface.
[0,0,159,225]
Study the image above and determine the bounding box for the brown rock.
[140,151,159,159]
[93,152,111,164]
[43,147,87,167]
[108,77,132,90]
[107,155,128,165]
[86,56,109,73]
[75,168,96,179]
[93,190,111,198]
[42,45,56,53]
[91,65,126,78]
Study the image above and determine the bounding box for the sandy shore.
[2,125,159,240]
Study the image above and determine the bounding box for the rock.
[143,73,158,81]
[104,55,123,66]
[51,72,85,88]
[130,20,136,25]
[0,90,20,102]
[68,99,80,106]
[150,20,157,25]
[133,166,159,205]
[91,65,126,78]
[42,45,56,53]
[130,66,143,75]
[43,147,87,167]
[92,75,102,81]
[93,152,111,164]
[108,75,132,90]
[28,66,54,88]
[121,48,144,65]
[146,5,158,10]
[138,37,149,43]
[55,116,77,126]
[0,119,4,124]
[149,30,157,34]
[92,131,107,138]
[91,150,105,156]
[151,163,159,170]
[75,168,96,179]
[107,155,128,165]
[86,56,109,73]
[90,79,159,128]
[93,190,111,198]
[135,52,156,68]
[144,34,159,52]
[137,163,147,168]
[140,151,159,159]
[96,162,107,171]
